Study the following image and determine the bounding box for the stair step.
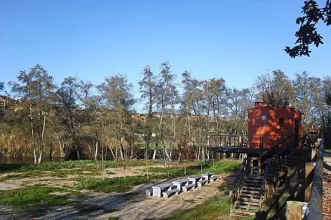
[240,190,261,195]
[243,183,262,188]
[241,186,261,191]
[239,194,261,199]
[245,176,264,180]
[237,197,261,203]
[231,210,257,216]
[244,179,263,183]
[234,204,260,210]
[244,180,263,183]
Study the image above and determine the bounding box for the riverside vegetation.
[0,65,330,165]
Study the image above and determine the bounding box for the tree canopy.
[1,64,330,162]
[285,0,331,58]
[0,82,4,92]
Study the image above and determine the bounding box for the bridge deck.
[208,146,266,155]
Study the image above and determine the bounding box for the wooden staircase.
[230,156,264,217]
[231,175,264,217]
[230,133,317,218]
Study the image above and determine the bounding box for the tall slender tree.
[138,66,157,160]
[55,77,84,160]
[154,62,178,160]
[97,74,135,160]
[10,64,55,164]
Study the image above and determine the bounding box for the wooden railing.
[230,157,248,204]
[207,133,291,149]
[259,133,295,160]
[305,138,324,220]
[230,133,311,213]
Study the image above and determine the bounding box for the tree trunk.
[29,102,36,164]
[37,151,42,164]
[76,149,80,160]
[145,141,150,160]
[58,140,65,158]
[115,146,118,161]
[49,142,53,162]
[33,149,37,165]
[94,141,98,160]
[153,140,158,160]
[164,143,171,161]
[120,147,124,160]
[109,146,114,160]
[38,112,46,165]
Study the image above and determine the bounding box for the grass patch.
[0,160,160,173]
[207,160,241,173]
[0,185,84,215]
[76,176,150,193]
[0,160,160,180]
[148,160,240,177]
[0,170,46,181]
[50,169,100,178]
[75,160,240,193]
[165,196,231,220]
[0,159,239,182]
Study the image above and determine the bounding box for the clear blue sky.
[1,0,330,95]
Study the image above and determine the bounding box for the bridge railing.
[305,138,324,220]
[207,133,292,150]
[285,134,323,220]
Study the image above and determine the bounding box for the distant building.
[0,96,6,109]
[0,95,17,110]
[131,114,145,120]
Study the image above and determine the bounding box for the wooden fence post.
[286,201,304,220]
[305,162,314,202]
[311,148,317,162]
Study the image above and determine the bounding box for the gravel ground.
[323,148,331,219]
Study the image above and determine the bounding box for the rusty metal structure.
[248,102,302,149]
[209,102,303,156]
[207,102,321,218]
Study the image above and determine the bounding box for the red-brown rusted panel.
[247,102,302,149]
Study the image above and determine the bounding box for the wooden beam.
[306,138,324,220]
[311,148,317,162]
[286,201,304,220]
[305,162,314,202]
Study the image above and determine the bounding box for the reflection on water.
[0,157,65,164]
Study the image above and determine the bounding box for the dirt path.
[31,174,233,220]
[97,174,232,220]
[323,148,331,219]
